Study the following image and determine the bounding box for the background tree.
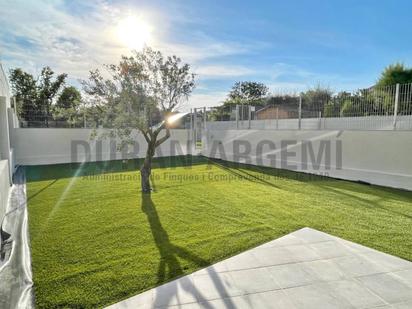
[300,85,332,112]
[52,86,83,127]
[56,86,82,109]
[37,67,67,127]
[9,68,37,125]
[224,81,269,105]
[377,63,412,86]
[9,67,67,127]
[83,47,195,193]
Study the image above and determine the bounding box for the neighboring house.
[255,104,298,120]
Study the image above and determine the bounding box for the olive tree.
[83,47,195,193]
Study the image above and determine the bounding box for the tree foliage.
[377,63,412,86]
[225,81,269,105]
[83,47,195,193]
[52,86,83,127]
[300,85,332,111]
[56,86,82,109]
[9,67,67,127]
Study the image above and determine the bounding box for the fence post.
[203,106,207,130]
[393,83,400,130]
[236,105,239,129]
[248,105,251,129]
[189,108,193,131]
[193,108,197,144]
[318,111,322,130]
[298,95,302,130]
[276,107,279,130]
[83,112,86,128]
[241,103,244,128]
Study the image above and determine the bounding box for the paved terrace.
[107,228,412,309]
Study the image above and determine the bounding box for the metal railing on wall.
[199,83,412,131]
[14,82,412,131]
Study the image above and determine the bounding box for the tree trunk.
[140,141,156,193]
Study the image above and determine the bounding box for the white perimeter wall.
[12,128,192,165]
[9,127,412,191]
[0,160,10,223]
[203,129,412,191]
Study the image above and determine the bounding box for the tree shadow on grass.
[205,157,329,185]
[141,193,236,308]
[318,184,412,220]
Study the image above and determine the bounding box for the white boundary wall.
[0,160,10,223]
[12,128,192,165]
[0,63,11,223]
[203,129,412,191]
[8,127,412,191]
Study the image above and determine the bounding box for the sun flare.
[116,15,152,50]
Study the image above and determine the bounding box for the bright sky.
[1,0,412,108]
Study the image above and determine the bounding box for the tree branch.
[141,130,151,143]
[155,128,170,147]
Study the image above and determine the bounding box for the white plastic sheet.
[0,169,34,308]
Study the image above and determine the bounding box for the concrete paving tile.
[252,246,297,267]
[336,238,377,254]
[284,282,354,309]
[357,273,412,304]
[391,300,412,309]
[327,279,386,308]
[227,267,281,294]
[304,259,348,282]
[290,227,332,244]
[163,302,203,309]
[358,251,412,273]
[254,244,320,267]
[308,240,351,259]
[192,262,229,276]
[333,255,388,278]
[245,290,297,309]
[223,251,261,272]
[153,277,199,307]
[197,295,252,309]
[285,244,322,262]
[192,271,243,301]
[165,297,252,309]
[267,262,319,288]
[392,269,412,288]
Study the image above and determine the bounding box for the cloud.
[193,65,256,78]
[0,0,259,85]
[0,0,367,108]
[183,92,227,111]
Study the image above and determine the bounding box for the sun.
[116,15,152,50]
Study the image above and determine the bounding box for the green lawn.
[26,156,412,308]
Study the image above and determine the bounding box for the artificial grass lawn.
[26,156,412,308]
